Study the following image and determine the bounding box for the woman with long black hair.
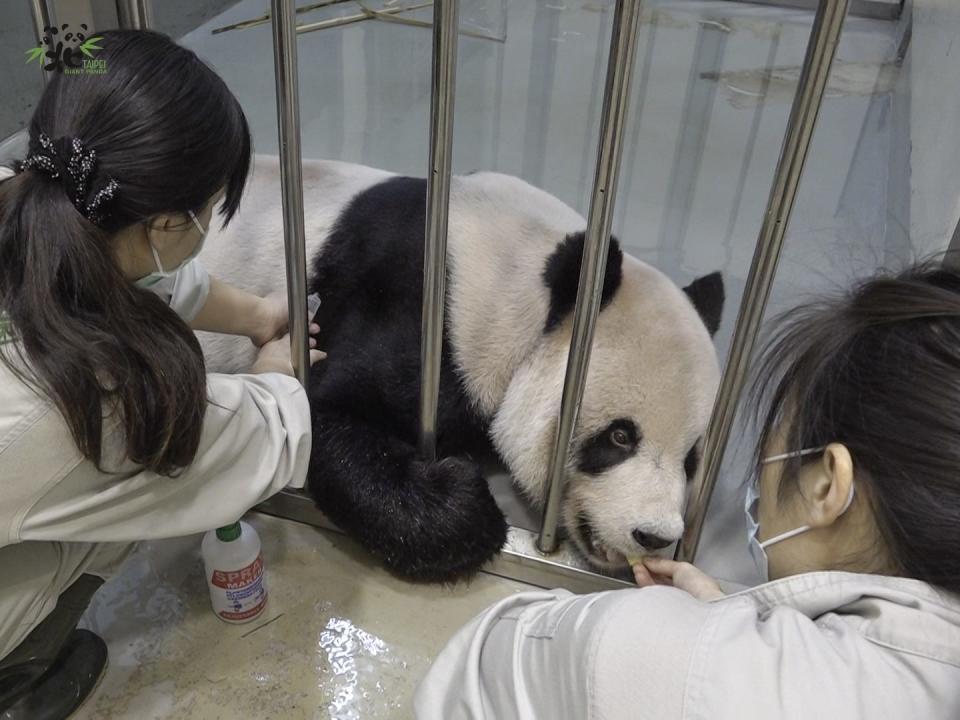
[0,30,322,718]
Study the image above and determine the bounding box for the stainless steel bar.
[28,0,52,84]
[115,0,153,29]
[296,2,433,35]
[271,0,311,386]
[537,0,644,554]
[417,0,459,460]
[718,0,900,21]
[945,216,960,271]
[211,0,351,35]
[677,0,850,563]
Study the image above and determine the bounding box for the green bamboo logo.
[25,24,105,75]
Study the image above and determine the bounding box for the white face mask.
[135,210,207,289]
[745,446,855,582]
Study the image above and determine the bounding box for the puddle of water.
[316,616,415,720]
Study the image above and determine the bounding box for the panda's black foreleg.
[306,406,509,584]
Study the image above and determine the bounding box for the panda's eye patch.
[578,419,641,475]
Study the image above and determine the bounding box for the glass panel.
[178,0,926,582]
[694,3,917,587]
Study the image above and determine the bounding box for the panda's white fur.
[200,156,721,574]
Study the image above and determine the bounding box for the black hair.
[0,29,252,474]
[751,260,960,593]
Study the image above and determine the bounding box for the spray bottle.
[201,520,267,624]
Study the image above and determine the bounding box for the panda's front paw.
[380,456,507,583]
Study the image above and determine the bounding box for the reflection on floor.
[75,513,532,720]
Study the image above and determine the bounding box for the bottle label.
[209,553,267,622]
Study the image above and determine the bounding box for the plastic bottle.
[201,521,268,624]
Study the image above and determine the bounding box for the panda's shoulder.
[454,172,584,230]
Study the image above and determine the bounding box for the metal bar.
[211,0,352,35]
[296,2,433,36]
[945,216,960,271]
[417,0,459,460]
[254,490,633,593]
[718,0,900,21]
[29,0,52,84]
[537,0,644,554]
[271,0,311,386]
[355,1,501,43]
[115,0,153,29]
[677,0,850,563]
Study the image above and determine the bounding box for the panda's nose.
[632,529,673,550]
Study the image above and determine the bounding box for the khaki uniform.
[416,571,960,719]
[0,354,310,660]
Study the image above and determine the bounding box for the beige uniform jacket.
[415,570,960,719]
[0,353,310,659]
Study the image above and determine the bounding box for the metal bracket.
[255,489,634,593]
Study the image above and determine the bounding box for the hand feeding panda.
[199,156,724,582]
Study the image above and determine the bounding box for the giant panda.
[200,156,724,583]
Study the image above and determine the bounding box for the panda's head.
[491,233,724,571]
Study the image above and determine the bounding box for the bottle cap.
[216,522,242,542]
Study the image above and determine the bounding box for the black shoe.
[0,629,108,720]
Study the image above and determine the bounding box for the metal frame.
[272,0,312,385]
[255,490,633,593]
[946,217,960,271]
[720,0,899,21]
[537,0,644,554]
[418,0,459,460]
[28,0,52,84]
[115,0,153,29]
[263,0,851,590]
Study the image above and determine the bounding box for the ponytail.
[0,30,251,475]
[0,168,206,474]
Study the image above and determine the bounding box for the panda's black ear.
[543,232,623,332]
[683,272,725,337]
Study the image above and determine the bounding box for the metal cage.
[102,0,851,592]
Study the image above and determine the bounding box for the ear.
[805,443,855,528]
[542,232,623,332]
[145,212,188,251]
[683,272,724,337]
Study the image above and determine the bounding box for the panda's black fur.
[304,177,498,581]
[304,176,628,582]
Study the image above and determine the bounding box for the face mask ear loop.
[759,524,812,550]
[761,446,827,465]
[149,242,165,274]
[188,210,207,236]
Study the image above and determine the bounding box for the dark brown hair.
[751,261,960,593]
[0,30,251,475]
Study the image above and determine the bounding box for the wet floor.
[75,513,532,719]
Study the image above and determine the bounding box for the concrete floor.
[76,513,531,720]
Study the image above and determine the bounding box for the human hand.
[251,333,326,377]
[251,292,321,348]
[632,557,725,601]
